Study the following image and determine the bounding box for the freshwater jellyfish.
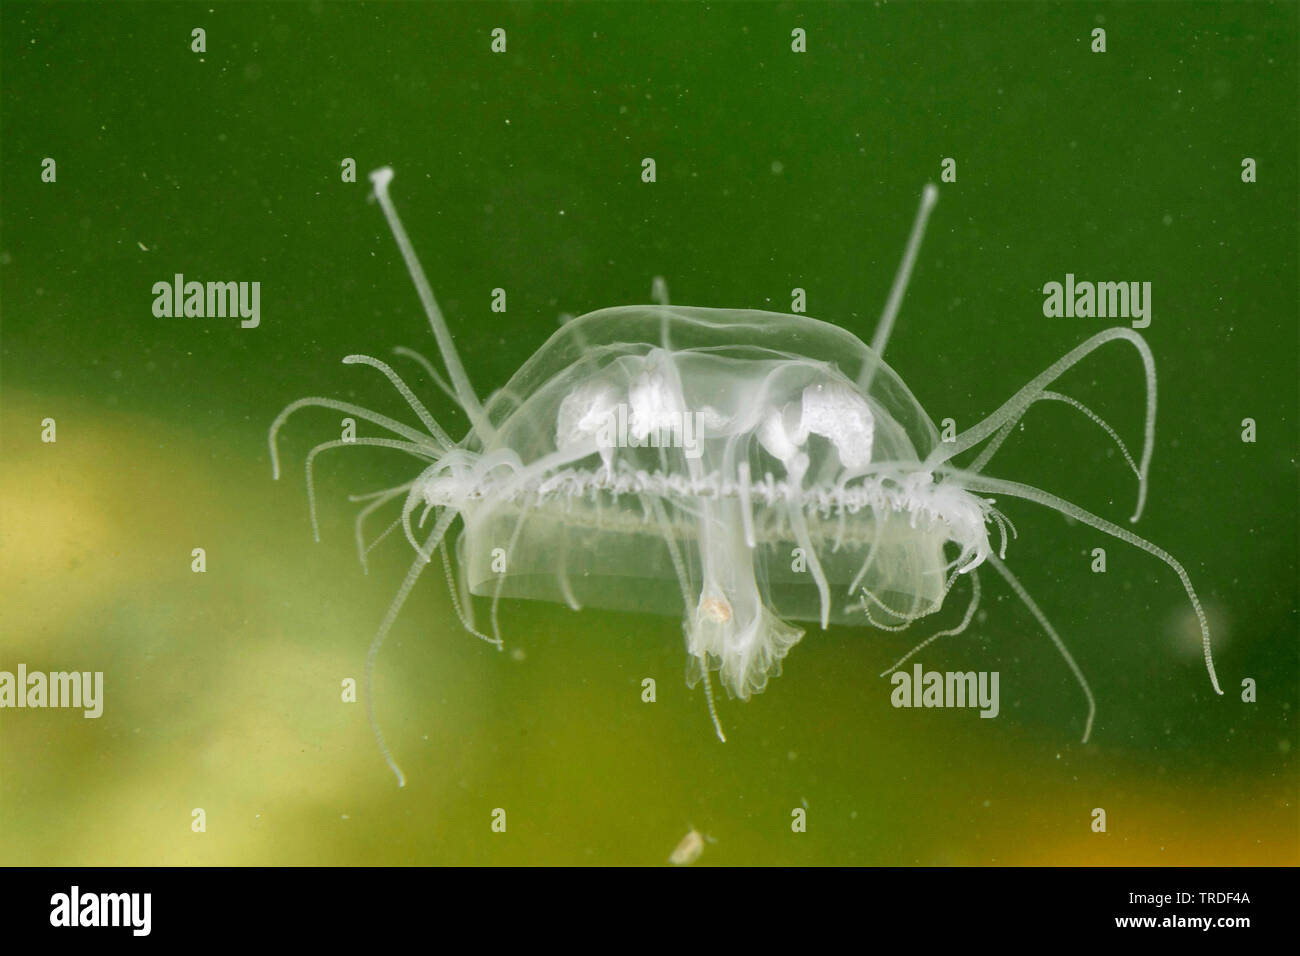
[269,167,1223,785]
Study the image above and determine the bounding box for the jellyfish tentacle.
[366,518,450,788]
[946,467,1223,697]
[438,538,496,646]
[392,345,459,407]
[879,569,982,676]
[269,397,443,479]
[867,183,940,367]
[785,459,832,629]
[971,390,1142,482]
[737,461,756,549]
[304,438,433,542]
[697,655,727,743]
[855,595,915,631]
[862,566,960,623]
[400,472,434,560]
[488,495,533,651]
[555,535,583,611]
[343,354,455,449]
[359,515,403,571]
[369,167,496,442]
[649,496,728,743]
[926,328,1156,522]
[985,553,1096,744]
[349,480,416,572]
[847,510,889,597]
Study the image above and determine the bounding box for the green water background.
[1,1,1296,864]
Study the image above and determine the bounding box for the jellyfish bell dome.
[448,305,965,667]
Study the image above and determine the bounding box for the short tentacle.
[348,481,415,572]
[879,570,982,676]
[438,538,498,647]
[304,438,434,542]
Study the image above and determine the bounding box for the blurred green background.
[1,1,1295,865]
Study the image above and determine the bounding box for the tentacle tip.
[369,166,394,192]
[386,761,407,788]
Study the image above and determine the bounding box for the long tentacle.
[269,397,441,479]
[946,467,1222,696]
[847,512,888,597]
[925,328,1156,522]
[392,346,458,407]
[867,183,940,365]
[788,500,831,629]
[366,518,449,788]
[369,167,496,441]
[342,354,455,449]
[986,553,1096,744]
[970,390,1141,481]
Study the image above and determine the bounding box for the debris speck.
[669,828,706,866]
